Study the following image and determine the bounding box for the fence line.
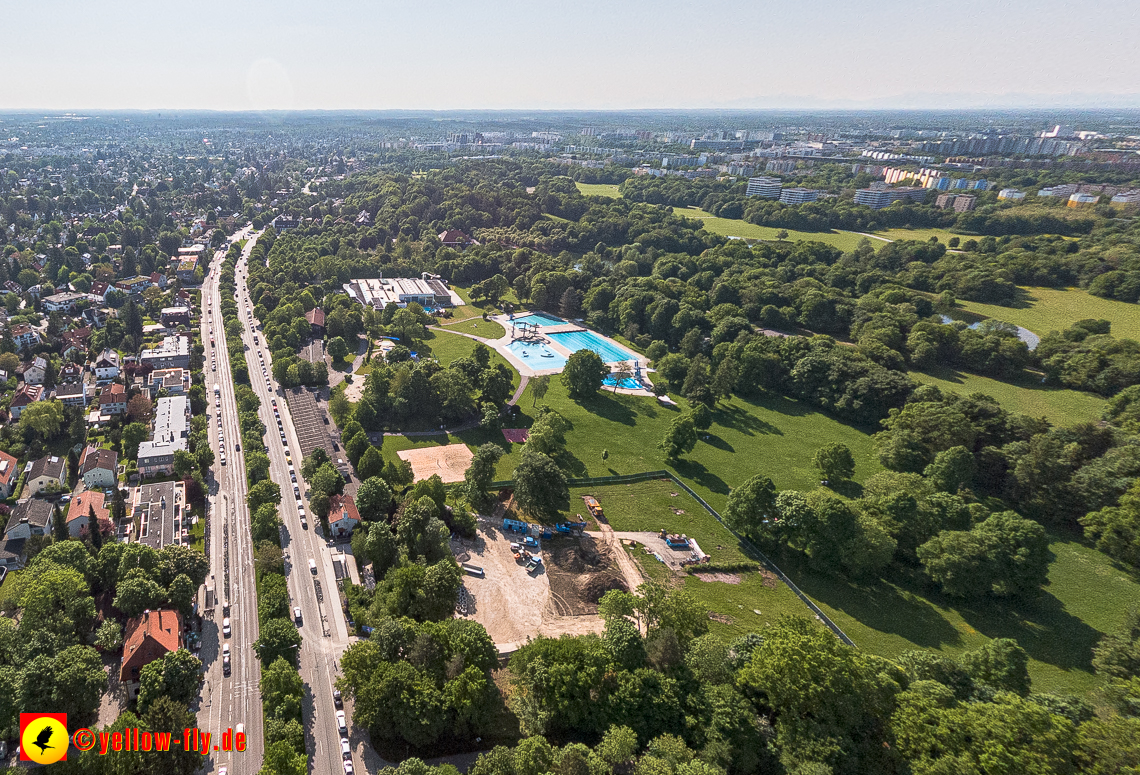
[473,469,856,647]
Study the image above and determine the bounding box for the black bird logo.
[32,724,54,755]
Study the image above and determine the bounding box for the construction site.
[451,497,643,652]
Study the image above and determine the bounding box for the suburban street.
[200,226,264,775]
[232,236,357,775]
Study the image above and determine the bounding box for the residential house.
[93,349,121,382]
[132,480,186,549]
[305,307,326,336]
[81,307,109,329]
[149,272,167,289]
[137,396,189,477]
[66,489,111,538]
[4,498,54,541]
[80,446,118,489]
[58,362,84,383]
[60,326,91,359]
[140,336,191,370]
[10,324,40,352]
[98,383,128,415]
[25,454,66,495]
[159,308,191,328]
[42,291,88,313]
[9,383,44,419]
[0,451,19,499]
[174,258,198,284]
[146,368,190,397]
[328,493,361,537]
[55,381,87,408]
[120,610,184,698]
[90,280,110,302]
[0,538,24,570]
[22,356,48,386]
[438,229,475,248]
[114,276,152,295]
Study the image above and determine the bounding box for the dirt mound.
[544,535,627,616]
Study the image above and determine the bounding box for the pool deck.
[489,314,652,387]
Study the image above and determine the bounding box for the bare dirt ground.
[611,530,702,571]
[544,534,630,616]
[454,518,608,649]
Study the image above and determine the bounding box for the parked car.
[294,607,303,625]
[222,618,231,638]
[333,689,343,709]
[337,711,347,735]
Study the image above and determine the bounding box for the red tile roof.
[68,490,110,524]
[0,450,18,489]
[328,494,360,524]
[120,609,182,682]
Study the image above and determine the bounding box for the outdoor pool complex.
[506,339,568,370]
[510,312,565,328]
[550,330,638,364]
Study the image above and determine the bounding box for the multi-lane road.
[199,228,263,775]
[198,228,357,774]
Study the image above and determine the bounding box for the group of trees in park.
[345,471,467,626]
[715,382,1140,593]
[344,602,1140,775]
[0,533,208,751]
[348,340,515,430]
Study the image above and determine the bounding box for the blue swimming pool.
[506,339,568,370]
[510,312,566,328]
[603,375,643,389]
[550,330,638,364]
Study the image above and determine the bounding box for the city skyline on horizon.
[2,0,1138,112]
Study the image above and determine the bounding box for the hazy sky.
[2,0,1139,110]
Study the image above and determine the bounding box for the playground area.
[397,443,474,483]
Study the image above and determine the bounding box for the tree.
[127,394,152,423]
[122,422,149,459]
[137,648,203,714]
[253,618,303,668]
[464,443,505,509]
[19,400,65,439]
[245,450,271,483]
[923,445,975,493]
[302,447,331,479]
[44,645,108,723]
[358,446,384,481]
[262,740,308,775]
[114,571,166,617]
[689,404,712,430]
[513,449,568,520]
[356,477,394,521]
[712,357,738,401]
[813,442,855,483]
[611,361,633,392]
[172,449,196,479]
[261,656,305,720]
[561,349,607,399]
[94,619,123,651]
[682,355,715,408]
[723,474,778,538]
[959,638,1031,695]
[166,573,196,617]
[531,374,551,407]
[327,336,350,362]
[658,415,697,462]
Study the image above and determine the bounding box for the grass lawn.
[780,530,1140,696]
[421,330,520,391]
[561,479,749,565]
[188,517,205,554]
[452,285,522,313]
[875,227,971,244]
[957,287,1140,341]
[438,317,506,339]
[910,366,1107,425]
[686,572,825,641]
[575,183,622,198]
[668,207,875,252]
[458,378,882,510]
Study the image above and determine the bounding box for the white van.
[308,559,317,575]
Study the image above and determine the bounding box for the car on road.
[222,643,231,676]
[294,606,302,625]
[333,689,343,708]
[337,712,347,735]
[309,559,318,574]
[344,761,354,774]
[222,618,231,638]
